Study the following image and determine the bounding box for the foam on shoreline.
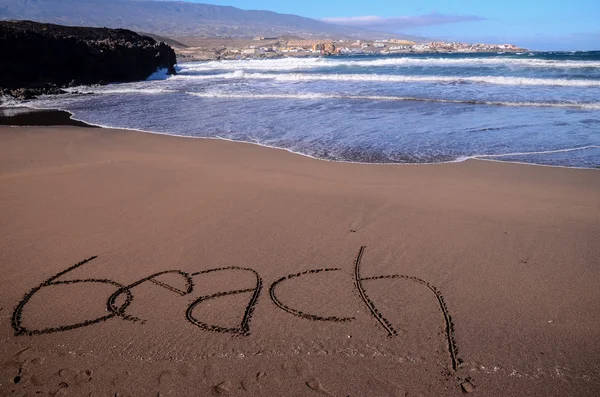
[1,106,597,171]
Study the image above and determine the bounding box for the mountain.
[0,0,414,40]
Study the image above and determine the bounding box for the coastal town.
[175,37,528,60]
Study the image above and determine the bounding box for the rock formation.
[0,20,177,99]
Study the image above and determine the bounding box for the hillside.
[0,0,419,40]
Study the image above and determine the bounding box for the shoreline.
[2,106,598,171]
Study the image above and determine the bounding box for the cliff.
[0,20,177,98]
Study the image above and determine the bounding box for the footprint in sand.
[73,369,93,386]
[256,371,267,381]
[212,380,233,396]
[241,377,261,393]
[295,359,312,377]
[111,370,131,386]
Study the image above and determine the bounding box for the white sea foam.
[175,72,600,87]
[64,87,176,95]
[474,145,600,158]
[146,68,171,81]
[0,95,22,107]
[189,92,335,100]
[187,92,600,109]
[179,56,600,72]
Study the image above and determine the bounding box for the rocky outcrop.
[0,20,176,98]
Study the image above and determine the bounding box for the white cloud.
[321,11,484,30]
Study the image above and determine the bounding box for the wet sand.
[0,107,96,128]
[0,123,599,396]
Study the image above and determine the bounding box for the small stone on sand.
[461,381,475,393]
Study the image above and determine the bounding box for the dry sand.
[0,125,599,396]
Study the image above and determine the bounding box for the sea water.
[22,52,600,168]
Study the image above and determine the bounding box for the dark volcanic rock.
[1,87,67,100]
[0,20,177,94]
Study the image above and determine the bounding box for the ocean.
[21,51,600,168]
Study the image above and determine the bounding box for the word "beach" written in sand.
[12,246,460,371]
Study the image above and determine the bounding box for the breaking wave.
[175,71,600,87]
[65,87,176,95]
[181,57,600,72]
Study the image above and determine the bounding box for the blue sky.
[186,0,600,50]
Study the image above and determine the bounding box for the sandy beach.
[1,123,599,396]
